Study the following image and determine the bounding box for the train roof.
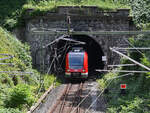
[71,47,84,52]
[69,50,86,54]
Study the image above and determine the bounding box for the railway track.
[49,82,86,113]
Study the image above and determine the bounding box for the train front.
[65,48,88,79]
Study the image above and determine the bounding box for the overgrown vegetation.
[0,27,60,112]
[23,0,129,11]
[0,0,130,30]
[4,84,34,109]
[2,0,150,30]
[130,0,150,29]
[44,74,61,90]
[97,35,150,113]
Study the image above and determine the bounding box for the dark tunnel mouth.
[57,35,105,74]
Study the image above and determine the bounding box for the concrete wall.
[23,6,136,68]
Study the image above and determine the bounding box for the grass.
[23,0,130,11]
[0,0,130,30]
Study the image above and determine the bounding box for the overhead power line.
[110,47,150,71]
[43,35,85,48]
[0,54,14,61]
[84,73,133,113]
[96,69,149,73]
[0,63,14,65]
[113,47,150,50]
[0,71,33,74]
[108,64,136,67]
[31,30,150,35]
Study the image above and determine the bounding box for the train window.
[69,53,84,69]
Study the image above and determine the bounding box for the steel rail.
[59,84,72,113]
[69,82,84,113]
[77,82,84,113]
[70,81,94,113]
[67,83,82,113]
[70,71,144,113]
[49,83,72,113]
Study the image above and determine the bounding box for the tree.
[131,0,150,27]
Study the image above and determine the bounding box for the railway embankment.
[28,84,65,113]
[0,27,61,112]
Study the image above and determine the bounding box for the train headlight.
[67,69,70,72]
[82,69,85,72]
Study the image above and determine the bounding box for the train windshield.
[69,53,84,69]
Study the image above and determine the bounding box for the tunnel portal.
[57,35,105,74]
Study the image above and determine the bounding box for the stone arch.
[57,34,105,74]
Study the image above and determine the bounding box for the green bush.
[0,73,14,87]
[119,97,144,113]
[131,0,150,27]
[43,74,61,90]
[5,84,34,109]
[44,74,55,90]
[97,72,118,89]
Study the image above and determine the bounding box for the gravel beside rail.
[86,81,106,113]
[32,84,65,113]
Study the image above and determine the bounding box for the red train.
[65,47,88,79]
